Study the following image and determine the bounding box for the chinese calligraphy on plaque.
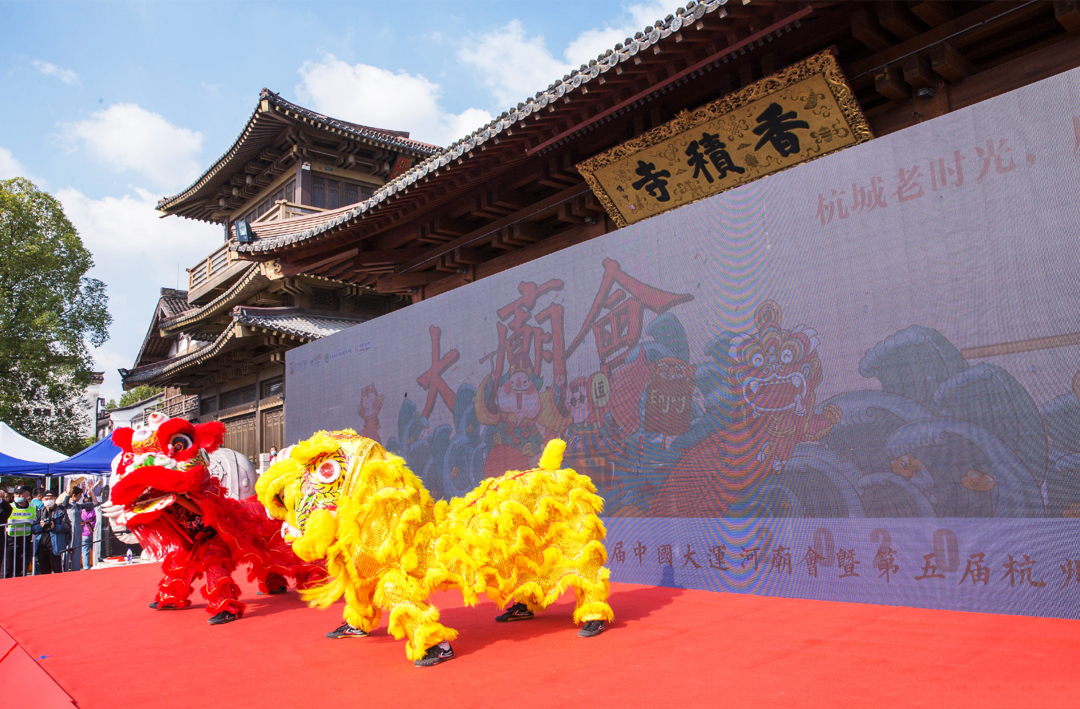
[577,51,871,227]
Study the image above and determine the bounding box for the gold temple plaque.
[576,51,872,228]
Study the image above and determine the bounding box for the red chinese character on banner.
[1060,559,1080,588]
[930,150,966,191]
[895,166,925,202]
[416,325,459,418]
[770,545,793,575]
[959,552,991,586]
[482,279,566,384]
[658,544,673,566]
[975,138,1016,181]
[837,548,860,578]
[873,547,899,583]
[914,552,945,581]
[850,177,888,215]
[708,545,728,571]
[566,259,693,371]
[816,189,849,225]
[633,541,647,565]
[802,547,826,577]
[611,541,626,564]
[1001,554,1046,588]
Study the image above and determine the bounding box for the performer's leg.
[375,571,457,664]
[325,580,379,638]
[200,536,244,620]
[257,571,287,594]
[155,549,199,609]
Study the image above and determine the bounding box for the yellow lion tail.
[538,439,566,471]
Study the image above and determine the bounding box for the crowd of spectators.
[1,483,102,578]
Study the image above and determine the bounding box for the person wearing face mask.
[5,486,35,577]
[32,491,71,575]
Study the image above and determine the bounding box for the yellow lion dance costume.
[256,431,613,667]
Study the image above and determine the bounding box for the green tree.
[0,178,111,456]
[118,385,162,408]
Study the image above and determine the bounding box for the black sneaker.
[577,620,606,637]
[495,602,534,623]
[257,586,287,596]
[208,611,239,625]
[150,601,185,610]
[414,643,455,668]
[326,622,368,639]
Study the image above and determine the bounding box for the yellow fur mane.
[257,433,613,661]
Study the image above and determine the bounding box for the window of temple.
[242,178,296,223]
[200,396,218,416]
[221,385,256,410]
[262,377,284,399]
[310,287,337,311]
[311,177,373,210]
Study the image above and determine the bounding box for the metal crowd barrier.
[0,513,141,578]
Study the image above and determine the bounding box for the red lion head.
[109,412,226,527]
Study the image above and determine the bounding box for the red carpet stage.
[3,563,1080,708]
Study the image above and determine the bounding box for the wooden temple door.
[260,407,284,456]
[222,413,256,462]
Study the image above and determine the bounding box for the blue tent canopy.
[0,450,51,477]
[49,436,121,476]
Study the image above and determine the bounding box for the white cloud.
[563,1,679,67]
[296,55,493,148]
[458,2,683,109]
[57,186,221,400]
[66,104,204,191]
[457,20,574,107]
[32,59,80,85]
[0,147,28,180]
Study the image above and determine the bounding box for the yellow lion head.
[256,429,431,562]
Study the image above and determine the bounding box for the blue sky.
[0,0,682,404]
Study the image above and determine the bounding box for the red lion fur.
[109,416,325,617]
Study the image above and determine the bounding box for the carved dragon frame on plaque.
[576,51,872,228]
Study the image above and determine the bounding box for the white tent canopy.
[0,422,66,463]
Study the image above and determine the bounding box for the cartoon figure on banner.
[475,279,569,476]
[559,259,694,505]
[357,383,384,443]
[650,300,840,516]
[560,372,626,490]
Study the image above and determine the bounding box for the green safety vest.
[6,506,34,537]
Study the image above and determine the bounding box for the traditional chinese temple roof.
[132,288,198,369]
[158,263,267,336]
[234,0,749,255]
[157,88,442,223]
[120,306,369,387]
[232,0,1076,273]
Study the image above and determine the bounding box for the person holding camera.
[32,491,71,575]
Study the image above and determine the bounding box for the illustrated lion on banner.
[256,431,613,666]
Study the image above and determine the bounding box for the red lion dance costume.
[109,413,324,624]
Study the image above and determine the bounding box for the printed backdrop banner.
[285,65,1080,618]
